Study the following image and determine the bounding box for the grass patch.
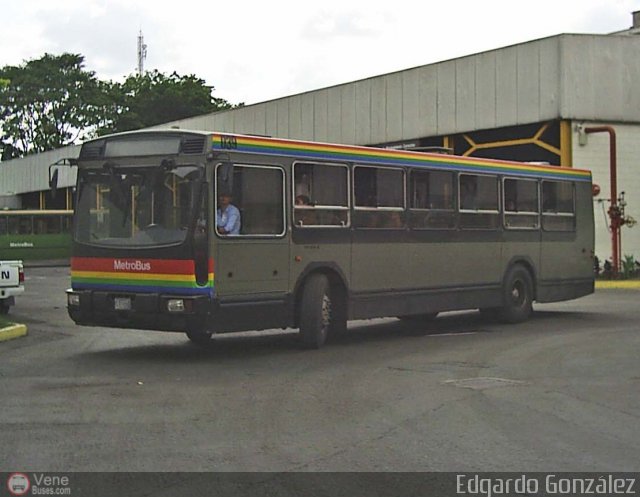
[0,314,15,328]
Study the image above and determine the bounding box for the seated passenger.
[295,195,316,225]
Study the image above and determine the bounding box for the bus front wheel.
[299,274,338,349]
[498,265,533,323]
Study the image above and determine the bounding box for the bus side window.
[17,216,33,235]
[541,181,575,231]
[409,170,456,230]
[503,178,539,229]
[293,162,349,227]
[353,166,404,229]
[458,174,499,229]
[218,164,285,236]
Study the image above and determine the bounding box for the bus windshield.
[74,164,203,247]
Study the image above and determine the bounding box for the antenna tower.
[137,30,148,75]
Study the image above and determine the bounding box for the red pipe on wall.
[584,126,619,275]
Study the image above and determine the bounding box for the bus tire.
[478,307,500,320]
[498,265,533,323]
[186,328,213,346]
[299,274,335,349]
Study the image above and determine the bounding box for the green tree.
[102,70,240,134]
[0,53,111,159]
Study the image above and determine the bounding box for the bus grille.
[181,137,206,154]
[80,144,103,159]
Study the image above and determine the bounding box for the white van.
[0,260,25,314]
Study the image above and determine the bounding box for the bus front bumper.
[66,289,210,332]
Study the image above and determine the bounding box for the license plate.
[114,297,132,311]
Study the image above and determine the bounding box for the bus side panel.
[290,229,352,318]
[349,230,504,319]
[500,231,541,297]
[0,233,71,260]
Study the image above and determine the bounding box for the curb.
[595,280,640,290]
[23,259,70,268]
[0,324,28,342]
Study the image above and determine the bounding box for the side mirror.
[48,157,77,201]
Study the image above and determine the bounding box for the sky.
[2,0,639,106]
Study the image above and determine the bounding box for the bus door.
[213,164,290,299]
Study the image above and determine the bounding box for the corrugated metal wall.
[0,145,78,197]
[155,35,567,142]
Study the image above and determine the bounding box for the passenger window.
[354,166,405,229]
[542,181,575,231]
[293,162,349,227]
[216,164,285,236]
[458,174,499,229]
[503,178,539,229]
[409,170,456,229]
[8,216,33,235]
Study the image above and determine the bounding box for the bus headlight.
[68,293,81,306]
[167,299,185,313]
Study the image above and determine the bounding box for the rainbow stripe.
[212,133,592,182]
[71,257,214,296]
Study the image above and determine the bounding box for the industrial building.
[1,12,639,264]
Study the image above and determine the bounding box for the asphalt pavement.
[0,266,639,472]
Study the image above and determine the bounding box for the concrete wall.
[571,122,640,263]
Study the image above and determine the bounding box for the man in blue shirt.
[216,193,241,235]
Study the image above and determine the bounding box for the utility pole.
[137,30,147,75]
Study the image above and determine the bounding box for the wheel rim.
[511,280,526,307]
[321,293,332,331]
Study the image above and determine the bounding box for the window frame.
[353,164,406,212]
[457,172,500,231]
[292,161,351,229]
[541,180,576,232]
[352,164,406,230]
[215,162,287,239]
[502,177,540,231]
[458,173,500,214]
[408,168,457,231]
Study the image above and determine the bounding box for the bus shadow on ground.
[76,308,597,364]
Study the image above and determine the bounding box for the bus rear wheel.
[299,274,340,349]
[498,265,533,323]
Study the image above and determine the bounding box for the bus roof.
[80,129,591,183]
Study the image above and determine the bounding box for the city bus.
[56,130,594,348]
[0,209,73,260]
